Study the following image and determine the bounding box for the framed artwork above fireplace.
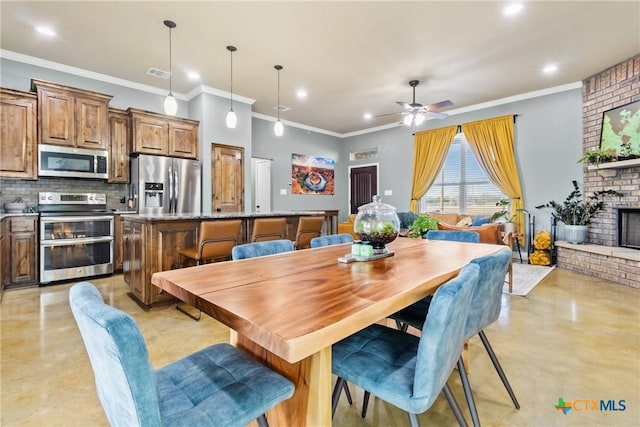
[599,100,640,158]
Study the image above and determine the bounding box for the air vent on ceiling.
[274,105,291,112]
[147,67,170,79]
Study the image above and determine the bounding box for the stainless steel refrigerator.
[130,154,201,215]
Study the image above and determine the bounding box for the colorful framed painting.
[291,153,335,195]
[600,100,640,158]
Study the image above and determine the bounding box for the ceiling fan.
[379,80,453,127]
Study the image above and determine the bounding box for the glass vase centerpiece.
[354,195,400,255]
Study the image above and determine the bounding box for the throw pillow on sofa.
[437,222,500,244]
[471,214,490,226]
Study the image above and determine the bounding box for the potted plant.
[617,141,639,161]
[407,215,438,238]
[535,180,623,244]
[577,147,617,166]
[491,198,528,233]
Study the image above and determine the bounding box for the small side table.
[501,231,524,294]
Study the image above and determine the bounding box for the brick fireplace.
[556,55,640,288]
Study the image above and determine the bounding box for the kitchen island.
[121,210,338,307]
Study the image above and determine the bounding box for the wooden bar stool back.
[178,220,242,266]
[176,219,242,320]
[294,216,324,249]
[251,218,287,242]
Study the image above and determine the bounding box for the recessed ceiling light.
[363,112,373,120]
[542,63,558,74]
[35,26,56,37]
[503,3,523,16]
[187,71,200,80]
[296,89,308,99]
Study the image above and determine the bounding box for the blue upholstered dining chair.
[231,239,295,260]
[69,282,295,427]
[383,249,517,427]
[310,233,354,248]
[390,230,480,333]
[331,262,481,427]
[425,230,480,243]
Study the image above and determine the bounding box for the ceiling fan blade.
[396,101,413,110]
[422,111,448,120]
[374,111,402,118]
[425,100,454,110]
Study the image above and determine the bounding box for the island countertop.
[119,210,327,221]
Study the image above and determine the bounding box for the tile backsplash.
[0,178,128,212]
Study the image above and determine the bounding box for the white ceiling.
[1,1,639,135]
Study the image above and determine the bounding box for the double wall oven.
[38,192,114,284]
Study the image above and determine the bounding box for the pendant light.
[225,45,238,128]
[163,20,178,116]
[274,65,284,136]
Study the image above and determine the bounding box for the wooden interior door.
[212,144,244,212]
[349,164,378,214]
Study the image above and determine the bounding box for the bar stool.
[251,217,287,242]
[294,216,324,249]
[176,219,242,320]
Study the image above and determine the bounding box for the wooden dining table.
[152,237,503,426]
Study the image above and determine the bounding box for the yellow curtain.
[409,125,458,212]
[462,115,525,239]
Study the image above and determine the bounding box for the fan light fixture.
[226,45,238,128]
[403,112,425,127]
[274,65,284,136]
[163,20,177,116]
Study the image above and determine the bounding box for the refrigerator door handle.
[168,166,174,214]
[173,166,179,213]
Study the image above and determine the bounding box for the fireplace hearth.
[616,208,640,250]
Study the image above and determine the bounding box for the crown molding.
[0,49,189,100]
[252,112,342,138]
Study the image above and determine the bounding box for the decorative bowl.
[4,202,26,213]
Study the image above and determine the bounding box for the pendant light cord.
[168,25,173,95]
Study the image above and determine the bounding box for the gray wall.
[251,118,345,214]
[343,88,584,232]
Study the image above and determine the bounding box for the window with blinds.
[419,133,505,215]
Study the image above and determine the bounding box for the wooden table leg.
[230,331,332,427]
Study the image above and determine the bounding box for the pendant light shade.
[226,45,237,128]
[163,20,178,116]
[274,65,284,136]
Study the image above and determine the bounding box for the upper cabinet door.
[131,112,169,155]
[32,79,112,149]
[38,88,75,147]
[76,96,109,149]
[108,109,130,183]
[169,120,198,159]
[0,89,37,179]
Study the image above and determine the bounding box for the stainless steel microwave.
[38,144,108,179]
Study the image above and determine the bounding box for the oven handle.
[40,236,114,246]
[40,215,114,223]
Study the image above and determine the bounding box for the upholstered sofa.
[338,212,499,244]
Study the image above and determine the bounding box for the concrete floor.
[1,268,639,426]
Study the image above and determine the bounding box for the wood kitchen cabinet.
[108,109,130,183]
[0,88,38,179]
[1,215,38,289]
[32,79,112,150]
[113,214,124,271]
[129,108,199,159]
[123,220,144,301]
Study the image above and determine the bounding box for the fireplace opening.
[617,209,640,250]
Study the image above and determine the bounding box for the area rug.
[504,263,556,296]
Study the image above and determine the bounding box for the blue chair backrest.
[310,233,354,248]
[426,230,480,243]
[413,263,479,408]
[69,282,162,427]
[232,239,295,260]
[465,248,512,338]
